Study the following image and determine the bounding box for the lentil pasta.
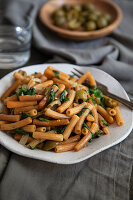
[0,66,124,152]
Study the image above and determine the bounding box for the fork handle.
[107,92,133,110]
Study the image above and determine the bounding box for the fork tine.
[71,71,80,78]
[73,68,84,75]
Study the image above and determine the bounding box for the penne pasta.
[33,119,69,127]
[1,117,32,130]
[75,103,93,134]
[97,105,114,124]
[0,114,21,122]
[44,108,70,119]
[74,123,98,151]
[19,95,44,102]
[1,80,21,101]
[22,125,36,132]
[55,142,78,153]
[57,90,76,113]
[115,106,124,126]
[106,107,116,116]
[14,105,39,114]
[66,102,87,116]
[33,131,63,142]
[63,115,79,140]
[7,101,37,108]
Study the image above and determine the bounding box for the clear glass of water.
[0,13,32,69]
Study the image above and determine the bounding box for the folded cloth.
[0,0,133,200]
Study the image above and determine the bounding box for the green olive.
[104,98,117,108]
[43,141,59,151]
[85,21,97,31]
[94,11,101,17]
[72,4,82,12]
[68,19,81,30]
[54,17,66,27]
[53,9,65,18]
[88,13,98,21]
[82,3,94,11]
[102,14,112,22]
[97,16,108,29]
[81,11,89,19]
[75,90,88,104]
[63,4,72,11]
[79,16,86,25]
[66,10,79,21]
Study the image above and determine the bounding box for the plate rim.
[0,63,133,165]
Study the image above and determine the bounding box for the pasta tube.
[22,125,36,132]
[1,80,21,101]
[66,102,87,116]
[74,123,98,151]
[1,117,32,130]
[14,105,39,114]
[115,106,124,126]
[44,108,70,119]
[55,142,78,153]
[33,119,69,127]
[0,114,21,122]
[106,107,116,116]
[19,95,44,102]
[7,101,37,108]
[57,90,76,113]
[33,131,63,142]
[97,105,114,124]
[75,103,93,134]
[63,115,79,140]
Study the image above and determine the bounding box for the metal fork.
[71,68,133,110]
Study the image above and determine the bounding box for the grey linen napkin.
[0,0,133,200]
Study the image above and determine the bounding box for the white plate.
[0,64,133,164]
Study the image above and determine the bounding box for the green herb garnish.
[21,112,30,119]
[83,122,94,136]
[39,118,50,122]
[19,88,35,96]
[60,90,70,103]
[60,126,66,134]
[16,92,19,100]
[92,130,102,138]
[14,128,28,135]
[89,139,93,143]
[44,84,59,95]
[82,82,90,88]
[100,96,105,108]
[50,88,55,102]
[102,120,109,126]
[77,108,90,116]
[53,70,60,78]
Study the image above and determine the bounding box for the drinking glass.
[0,12,32,69]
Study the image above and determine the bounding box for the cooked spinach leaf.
[77,108,90,116]
[21,112,30,119]
[102,120,109,126]
[39,118,49,122]
[50,88,55,102]
[60,90,70,103]
[53,70,60,78]
[14,128,28,135]
[18,88,35,96]
[82,122,94,136]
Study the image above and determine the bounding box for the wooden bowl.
[39,0,122,41]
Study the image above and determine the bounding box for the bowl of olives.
[39,0,122,41]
